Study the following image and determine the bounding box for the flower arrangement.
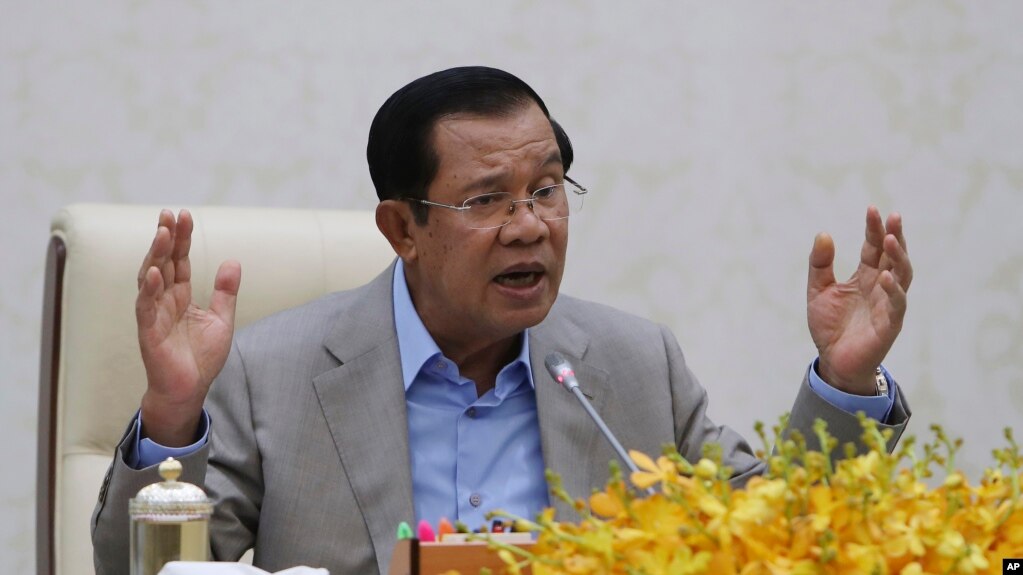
[482,416,1023,575]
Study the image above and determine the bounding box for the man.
[92,67,913,574]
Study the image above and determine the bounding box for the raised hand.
[807,206,913,395]
[136,209,241,446]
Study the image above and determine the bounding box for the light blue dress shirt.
[132,262,897,526]
[392,261,549,527]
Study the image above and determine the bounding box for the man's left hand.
[807,206,913,395]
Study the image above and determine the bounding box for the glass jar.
[129,457,213,575]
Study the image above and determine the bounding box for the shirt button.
[434,361,445,371]
[466,407,477,418]
[469,493,482,507]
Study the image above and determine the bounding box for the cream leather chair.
[37,204,396,575]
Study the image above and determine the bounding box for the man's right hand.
[136,209,241,447]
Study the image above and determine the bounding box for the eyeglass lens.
[464,185,585,229]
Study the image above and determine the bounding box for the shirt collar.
[392,260,534,392]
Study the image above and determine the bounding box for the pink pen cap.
[416,519,436,542]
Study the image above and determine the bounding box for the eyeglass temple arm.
[564,175,588,193]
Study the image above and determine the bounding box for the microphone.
[544,352,653,494]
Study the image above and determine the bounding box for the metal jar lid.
[129,458,213,521]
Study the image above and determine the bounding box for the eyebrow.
[538,150,563,170]
[459,150,565,194]
[460,172,507,195]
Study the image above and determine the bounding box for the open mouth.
[494,270,543,288]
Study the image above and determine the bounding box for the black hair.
[367,66,574,224]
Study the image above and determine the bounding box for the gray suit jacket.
[92,264,910,575]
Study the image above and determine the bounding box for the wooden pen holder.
[388,537,534,575]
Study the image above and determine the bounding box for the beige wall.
[3,1,1022,571]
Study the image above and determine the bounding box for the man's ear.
[376,200,419,264]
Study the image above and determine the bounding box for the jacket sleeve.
[662,324,912,486]
[90,415,210,574]
[662,324,767,486]
[91,338,262,574]
[788,368,911,456]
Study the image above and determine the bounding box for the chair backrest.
[37,204,396,575]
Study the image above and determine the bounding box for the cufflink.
[874,367,888,396]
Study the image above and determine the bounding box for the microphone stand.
[545,352,655,496]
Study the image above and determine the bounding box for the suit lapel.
[312,264,414,573]
[530,303,614,520]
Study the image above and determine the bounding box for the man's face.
[403,103,568,352]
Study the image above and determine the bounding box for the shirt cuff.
[807,358,896,422]
[127,409,211,469]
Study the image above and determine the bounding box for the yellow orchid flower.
[483,420,1023,575]
[629,449,677,490]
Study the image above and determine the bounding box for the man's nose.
[500,199,547,243]
[510,198,536,215]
